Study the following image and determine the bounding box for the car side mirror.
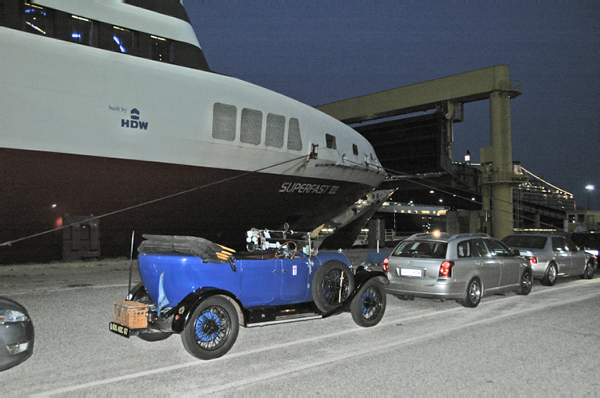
[511,249,520,256]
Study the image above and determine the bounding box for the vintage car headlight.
[0,309,29,323]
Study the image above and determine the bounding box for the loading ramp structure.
[316,65,525,239]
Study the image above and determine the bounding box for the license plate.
[399,268,423,277]
[109,322,131,338]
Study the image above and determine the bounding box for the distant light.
[586,185,595,191]
[27,4,44,10]
[429,190,435,194]
[439,199,443,203]
[26,21,46,34]
[472,197,476,201]
[72,33,81,39]
[51,204,57,209]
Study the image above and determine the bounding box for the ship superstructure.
[0,1,385,263]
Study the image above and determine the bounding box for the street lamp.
[586,185,595,210]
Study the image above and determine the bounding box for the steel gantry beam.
[316,65,524,239]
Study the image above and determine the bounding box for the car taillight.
[382,258,389,273]
[528,256,537,266]
[439,261,454,277]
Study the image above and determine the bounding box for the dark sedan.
[0,297,34,371]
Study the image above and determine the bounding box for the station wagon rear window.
[391,241,447,259]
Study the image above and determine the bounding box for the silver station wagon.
[385,233,533,307]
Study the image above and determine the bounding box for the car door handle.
[282,269,288,273]
[273,270,279,273]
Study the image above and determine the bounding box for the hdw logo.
[121,108,149,130]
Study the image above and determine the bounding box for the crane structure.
[316,65,525,239]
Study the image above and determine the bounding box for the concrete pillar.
[446,210,460,234]
[487,82,515,240]
[469,211,481,233]
[489,90,513,174]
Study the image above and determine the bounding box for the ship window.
[212,103,237,141]
[112,26,133,53]
[287,118,302,151]
[23,3,53,36]
[353,144,358,156]
[326,134,337,150]
[0,0,12,27]
[172,41,210,71]
[240,108,262,145]
[99,23,136,54]
[68,15,93,45]
[266,113,285,148]
[151,35,172,62]
[4,1,212,72]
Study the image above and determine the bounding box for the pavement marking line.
[194,290,600,395]
[381,277,600,323]
[5,283,132,296]
[32,281,600,397]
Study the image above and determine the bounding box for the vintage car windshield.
[391,240,447,259]
[503,236,547,249]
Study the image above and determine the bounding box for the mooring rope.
[1,154,312,247]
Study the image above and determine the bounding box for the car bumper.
[0,321,35,372]
[385,278,467,300]
[530,262,550,279]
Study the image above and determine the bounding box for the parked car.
[570,232,600,263]
[385,233,532,308]
[110,230,388,360]
[0,298,34,371]
[502,234,596,286]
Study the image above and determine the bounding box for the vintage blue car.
[110,230,388,360]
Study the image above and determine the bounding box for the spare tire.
[311,260,355,313]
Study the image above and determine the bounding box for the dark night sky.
[184,2,600,210]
